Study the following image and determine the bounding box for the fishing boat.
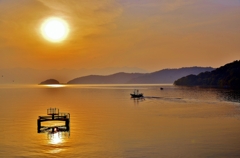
[130,89,144,98]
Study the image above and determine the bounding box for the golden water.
[0,84,240,157]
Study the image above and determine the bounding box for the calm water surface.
[0,84,240,157]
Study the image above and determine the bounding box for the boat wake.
[144,96,186,103]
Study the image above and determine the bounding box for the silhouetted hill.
[174,60,240,89]
[67,72,144,84]
[127,67,214,84]
[39,79,60,84]
[67,67,214,84]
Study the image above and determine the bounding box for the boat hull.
[130,93,143,98]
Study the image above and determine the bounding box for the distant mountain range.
[174,60,240,89]
[1,66,215,84]
[68,72,144,84]
[68,67,214,84]
[0,67,148,84]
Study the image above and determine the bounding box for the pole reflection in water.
[38,124,70,143]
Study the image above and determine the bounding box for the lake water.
[0,84,240,157]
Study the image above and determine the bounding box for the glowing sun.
[41,17,69,43]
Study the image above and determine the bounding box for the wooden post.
[65,119,70,131]
[37,119,41,133]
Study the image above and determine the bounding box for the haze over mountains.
[1,66,214,84]
[0,67,147,84]
[68,67,214,84]
[127,67,214,84]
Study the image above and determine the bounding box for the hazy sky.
[0,0,239,71]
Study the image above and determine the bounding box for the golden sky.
[0,0,239,71]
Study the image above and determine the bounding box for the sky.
[0,0,240,72]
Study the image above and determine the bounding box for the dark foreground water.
[0,84,240,157]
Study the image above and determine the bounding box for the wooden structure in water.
[37,108,70,133]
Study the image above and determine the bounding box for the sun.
[41,17,69,43]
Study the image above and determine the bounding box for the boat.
[130,89,144,98]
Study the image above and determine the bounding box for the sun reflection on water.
[44,130,70,154]
[45,132,65,154]
[48,148,64,154]
[48,132,62,145]
[42,84,66,88]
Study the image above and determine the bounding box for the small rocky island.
[39,79,60,84]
